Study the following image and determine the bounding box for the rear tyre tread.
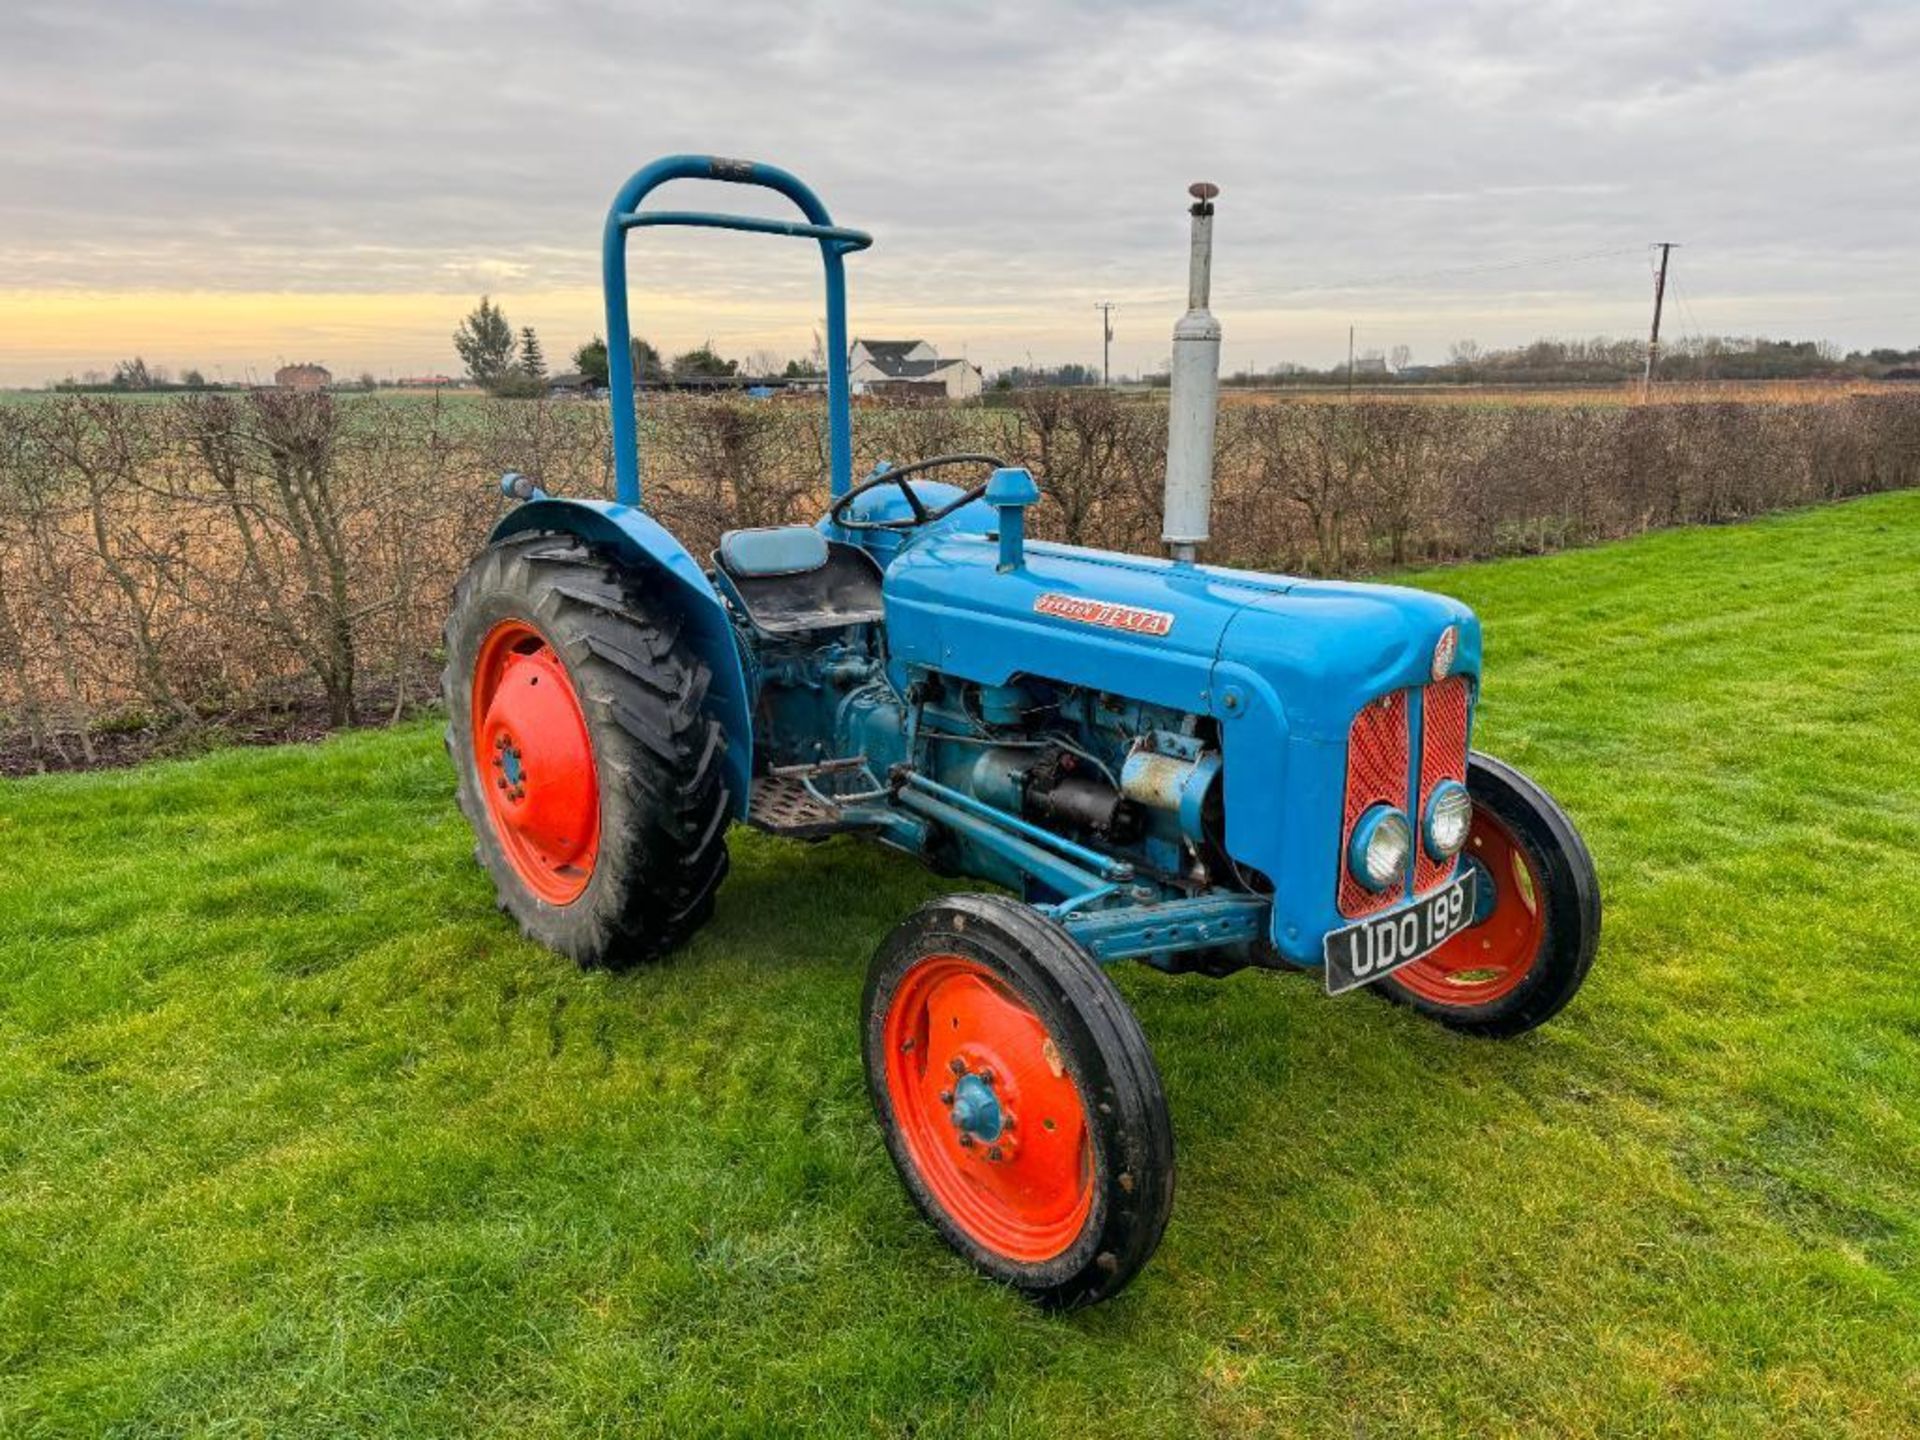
[443,531,731,969]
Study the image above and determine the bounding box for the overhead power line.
[1109,243,1647,311]
[1230,244,1647,304]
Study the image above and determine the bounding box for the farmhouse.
[849,338,982,400]
[274,362,332,391]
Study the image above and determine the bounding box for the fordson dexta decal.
[1033,592,1175,637]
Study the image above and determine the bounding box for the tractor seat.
[714,525,885,635]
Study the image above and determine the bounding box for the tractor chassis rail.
[886,771,1269,968]
[1052,892,1271,967]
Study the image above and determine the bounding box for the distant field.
[4,378,1909,409]
[1221,378,1913,407]
[2,493,1915,1436]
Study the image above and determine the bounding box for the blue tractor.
[443,156,1602,1306]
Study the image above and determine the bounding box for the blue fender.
[489,498,753,820]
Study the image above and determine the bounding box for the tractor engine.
[747,629,1232,904]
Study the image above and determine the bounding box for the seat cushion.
[718,525,830,578]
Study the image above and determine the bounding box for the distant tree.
[573,334,662,387]
[111,357,154,391]
[670,344,738,379]
[1388,344,1413,373]
[574,336,609,386]
[453,296,515,389]
[356,371,377,391]
[518,327,546,380]
[783,356,823,379]
[182,368,208,389]
[993,361,1098,388]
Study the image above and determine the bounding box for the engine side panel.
[881,531,1481,964]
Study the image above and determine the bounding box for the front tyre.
[1377,752,1600,1037]
[442,530,732,968]
[862,895,1175,1308]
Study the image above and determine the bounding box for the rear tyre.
[1377,752,1600,1037]
[862,895,1175,1308]
[442,530,732,968]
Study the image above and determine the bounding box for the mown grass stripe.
[1,492,1916,1437]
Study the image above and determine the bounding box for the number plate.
[1323,869,1478,996]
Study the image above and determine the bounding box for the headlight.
[1424,780,1472,859]
[1432,624,1459,680]
[1348,805,1412,892]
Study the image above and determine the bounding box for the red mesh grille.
[1414,675,1473,894]
[1337,690,1410,917]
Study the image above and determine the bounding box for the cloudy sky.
[2,0,1915,385]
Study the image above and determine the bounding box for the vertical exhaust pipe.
[1163,181,1222,563]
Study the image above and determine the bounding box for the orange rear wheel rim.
[882,954,1095,1264]
[471,619,600,905]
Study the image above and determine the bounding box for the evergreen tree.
[518,326,546,380]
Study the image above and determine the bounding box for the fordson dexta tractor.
[444,156,1601,1307]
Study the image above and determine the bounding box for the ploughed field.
[2,493,1916,1437]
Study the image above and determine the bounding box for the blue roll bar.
[602,155,872,510]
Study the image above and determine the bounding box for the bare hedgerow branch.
[0,387,1914,763]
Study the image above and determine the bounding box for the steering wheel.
[829,453,1008,532]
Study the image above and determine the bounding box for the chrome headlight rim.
[1348,804,1413,892]
[1424,779,1473,860]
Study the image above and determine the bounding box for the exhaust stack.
[1162,181,1222,563]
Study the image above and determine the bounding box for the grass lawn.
[3,493,1917,1438]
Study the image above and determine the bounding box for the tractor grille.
[1413,675,1472,894]
[1336,690,1411,918]
[1336,678,1474,918]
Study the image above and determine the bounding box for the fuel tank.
[881,530,1477,743]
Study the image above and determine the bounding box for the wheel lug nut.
[957,1133,974,1148]
[986,1146,1004,1162]
[948,1057,966,1076]
[938,1089,953,1106]
[977,1068,994,1085]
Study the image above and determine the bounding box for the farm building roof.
[855,339,925,362]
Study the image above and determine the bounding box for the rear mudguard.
[490,498,752,820]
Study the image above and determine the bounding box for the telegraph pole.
[1643,242,1678,394]
[1095,302,1116,386]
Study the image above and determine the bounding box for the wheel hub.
[946,1069,1005,1145]
[493,735,528,800]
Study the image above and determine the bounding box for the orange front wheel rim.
[882,954,1095,1264]
[1393,809,1546,1007]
